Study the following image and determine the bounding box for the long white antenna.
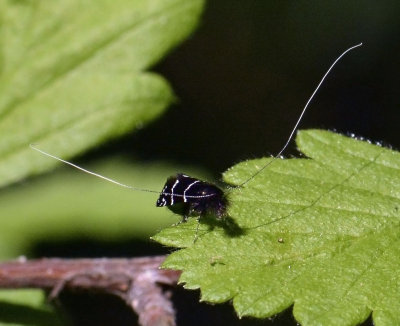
[31,44,363,200]
[30,144,213,199]
[237,42,363,187]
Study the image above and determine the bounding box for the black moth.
[156,173,227,221]
[30,44,361,235]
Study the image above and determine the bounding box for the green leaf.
[0,0,205,188]
[154,130,400,326]
[0,290,61,326]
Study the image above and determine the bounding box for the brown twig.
[0,255,180,326]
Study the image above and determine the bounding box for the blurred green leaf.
[155,130,400,326]
[0,290,61,326]
[0,0,205,187]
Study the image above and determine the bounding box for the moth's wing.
[156,174,199,207]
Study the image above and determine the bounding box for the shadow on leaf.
[199,215,246,238]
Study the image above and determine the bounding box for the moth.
[156,173,227,220]
[31,43,362,237]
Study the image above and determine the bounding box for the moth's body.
[156,173,227,220]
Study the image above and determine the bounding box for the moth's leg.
[172,205,191,225]
[193,215,202,243]
[178,205,201,243]
[182,205,192,223]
